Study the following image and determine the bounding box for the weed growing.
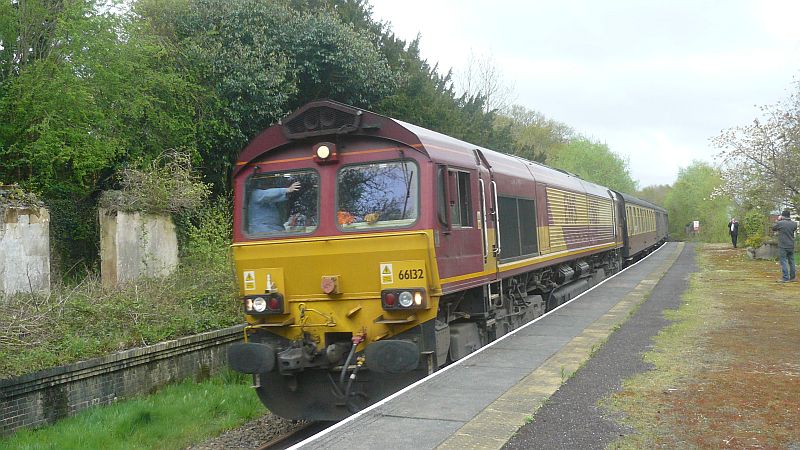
[524,415,534,424]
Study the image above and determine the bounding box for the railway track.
[258,421,334,450]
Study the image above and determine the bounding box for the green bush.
[743,210,768,249]
[178,196,233,267]
[0,184,43,211]
[99,151,210,215]
[46,192,101,280]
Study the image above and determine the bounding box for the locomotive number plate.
[380,260,426,288]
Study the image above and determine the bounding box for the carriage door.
[473,150,499,280]
[436,165,484,281]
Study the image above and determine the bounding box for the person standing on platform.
[772,210,797,283]
[728,218,739,248]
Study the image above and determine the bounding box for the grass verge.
[0,370,265,450]
[605,243,800,448]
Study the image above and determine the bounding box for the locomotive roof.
[237,100,654,203]
[394,118,613,198]
[617,191,667,213]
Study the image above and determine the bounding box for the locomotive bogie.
[244,321,437,420]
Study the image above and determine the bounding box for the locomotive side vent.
[282,105,361,139]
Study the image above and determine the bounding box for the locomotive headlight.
[414,291,423,306]
[398,291,413,308]
[316,145,330,159]
[245,298,253,311]
[312,142,337,164]
[252,297,267,313]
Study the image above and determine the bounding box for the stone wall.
[0,325,244,436]
[0,207,50,296]
[99,208,179,288]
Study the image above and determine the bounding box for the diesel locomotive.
[228,100,668,420]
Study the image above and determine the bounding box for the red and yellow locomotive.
[228,100,667,420]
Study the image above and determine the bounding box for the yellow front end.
[233,230,441,351]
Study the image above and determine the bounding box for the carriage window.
[336,160,419,230]
[437,166,447,225]
[245,170,319,235]
[449,170,472,227]
[638,208,643,233]
[639,208,644,233]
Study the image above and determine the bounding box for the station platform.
[292,242,685,450]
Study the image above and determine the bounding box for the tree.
[0,0,62,82]
[664,161,732,241]
[494,104,574,163]
[279,0,516,153]
[136,0,398,191]
[714,83,800,213]
[637,184,672,207]
[550,137,638,194]
[0,0,208,197]
[377,38,513,152]
[458,51,515,114]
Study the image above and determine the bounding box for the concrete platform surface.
[292,242,685,450]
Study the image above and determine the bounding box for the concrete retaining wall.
[0,325,244,436]
[99,208,179,288]
[747,241,779,260]
[0,207,50,296]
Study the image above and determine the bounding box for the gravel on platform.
[504,243,697,450]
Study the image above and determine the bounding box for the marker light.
[268,296,280,310]
[385,292,396,307]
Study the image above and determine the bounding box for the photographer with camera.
[772,209,797,283]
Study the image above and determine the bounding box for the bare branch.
[713,83,800,211]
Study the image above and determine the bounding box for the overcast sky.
[368,0,800,188]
